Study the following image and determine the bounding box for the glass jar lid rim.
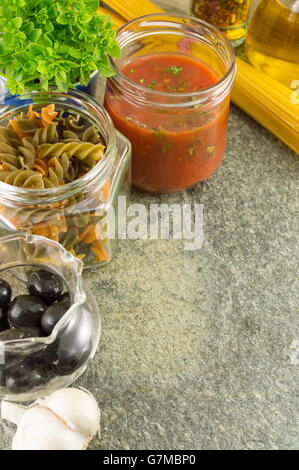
[0,89,117,203]
[111,13,236,102]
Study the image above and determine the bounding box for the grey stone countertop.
[0,0,298,452]
[86,107,298,450]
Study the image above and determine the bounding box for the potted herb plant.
[0,0,119,96]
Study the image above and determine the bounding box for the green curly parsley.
[163,66,183,75]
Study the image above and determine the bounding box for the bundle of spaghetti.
[232,58,299,154]
[102,0,163,21]
[100,0,299,154]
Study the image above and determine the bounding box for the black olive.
[6,361,48,393]
[0,328,25,341]
[0,316,4,333]
[0,366,6,386]
[41,301,69,335]
[27,340,59,367]
[0,306,10,330]
[21,326,44,338]
[54,340,92,376]
[28,269,64,305]
[0,279,12,308]
[0,327,44,341]
[0,329,44,372]
[8,295,47,328]
[57,292,71,305]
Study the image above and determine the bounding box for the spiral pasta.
[0,141,21,172]
[0,103,110,266]
[0,141,18,156]
[9,117,41,137]
[63,115,85,133]
[30,123,58,147]
[82,126,101,144]
[59,225,79,251]
[38,141,105,161]
[4,206,63,228]
[62,130,81,142]
[0,154,22,172]
[44,153,71,185]
[0,127,21,148]
[1,169,44,189]
[65,158,80,182]
[18,139,36,170]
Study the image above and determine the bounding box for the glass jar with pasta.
[0,90,131,269]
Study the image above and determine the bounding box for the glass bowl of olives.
[0,233,101,402]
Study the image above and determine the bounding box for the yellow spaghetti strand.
[232,58,299,154]
[103,0,164,21]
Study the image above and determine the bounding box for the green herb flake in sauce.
[169,79,187,93]
[162,141,172,153]
[163,66,183,75]
[187,145,197,157]
[153,126,166,141]
[204,146,216,161]
[147,80,157,89]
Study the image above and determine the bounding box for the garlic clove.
[12,406,88,450]
[1,401,28,426]
[40,387,100,439]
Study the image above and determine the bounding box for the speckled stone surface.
[0,0,298,451]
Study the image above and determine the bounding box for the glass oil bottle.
[246,0,299,87]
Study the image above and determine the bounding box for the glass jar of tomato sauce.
[105,13,236,193]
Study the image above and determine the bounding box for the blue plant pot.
[0,72,105,106]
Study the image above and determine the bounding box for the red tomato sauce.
[105,53,230,193]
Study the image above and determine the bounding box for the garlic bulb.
[1,387,100,450]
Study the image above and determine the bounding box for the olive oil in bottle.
[246,0,299,87]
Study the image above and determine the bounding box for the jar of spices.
[191,0,252,46]
[105,13,236,193]
[0,90,131,269]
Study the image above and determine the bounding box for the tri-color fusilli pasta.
[1,105,105,189]
[30,123,58,147]
[38,141,105,161]
[0,103,111,267]
[0,127,21,148]
[0,169,44,188]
